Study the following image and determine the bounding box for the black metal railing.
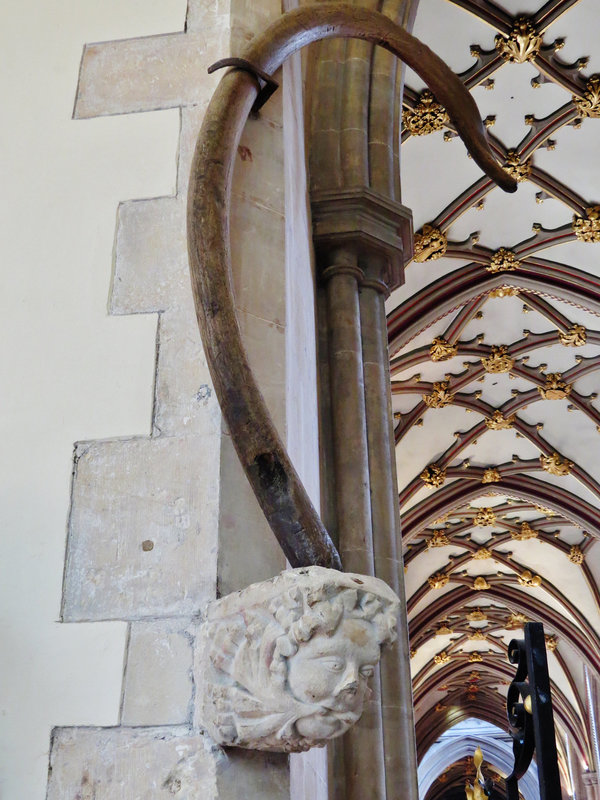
[506,621,561,800]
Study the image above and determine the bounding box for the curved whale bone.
[187,4,517,572]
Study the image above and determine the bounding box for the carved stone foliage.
[506,612,528,629]
[559,324,587,347]
[473,508,496,526]
[487,248,521,273]
[540,452,573,476]
[538,373,572,400]
[485,410,515,430]
[423,380,455,408]
[430,337,457,362]
[402,90,449,136]
[518,569,542,587]
[197,567,399,752]
[573,206,600,243]
[503,151,531,183]
[472,576,491,591]
[495,17,542,64]
[434,651,451,665]
[428,530,451,548]
[413,224,448,262]
[421,463,447,487]
[468,630,486,641]
[488,285,520,298]
[436,623,454,635]
[481,345,514,373]
[573,75,600,118]
[466,609,487,622]
[481,468,501,484]
[511,522,537,540]
[569,545,585,565]
[428,572,450,590]
[472,547,492,560]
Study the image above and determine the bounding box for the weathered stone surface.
[290,748,328,800]
[74,32,227,118]
[228,0,283,57]
[121,619,194,726]
[217,432,286,596]
[110,197,187,315]
[196,567,400,752]
[236,309,286,434]
[153,304,221,438]
[177,105,206,197]
[215,749,290,800]
[232,114,285,216]
[230,200,286,326]
[47,726,217,799]
[63,434,219,621]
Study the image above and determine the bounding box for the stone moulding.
[196,566,400,753]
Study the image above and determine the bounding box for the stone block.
[178,76,283,200]
[232,114,285,216]
[153,304,222,438]
[74,32,227,118]
[110,197,188,315]
[236,309,286,435]
[63,434,219,621]
[121,619,194,726]
[230,200,286,326]
[217,433,286,596]
[290,748,328,800]
[178,105,205,197]
[47,726,217,799]
[229,0,283,59]
[215,749,289,800]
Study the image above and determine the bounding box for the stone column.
[583,772,600,800]
[324,252,374,573]
[312,188,416,800]
[322,249,386,800]
[360,282,418,800]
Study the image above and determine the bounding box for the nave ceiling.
[388,0,600,791]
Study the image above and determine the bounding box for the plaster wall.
[1,0,318,797]
[1,2,186,797]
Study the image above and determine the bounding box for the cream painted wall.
[0,2,186,797]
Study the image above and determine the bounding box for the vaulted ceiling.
[389,0,600,791]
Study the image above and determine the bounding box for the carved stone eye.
[322,658,344,672]
[360,666,375,678]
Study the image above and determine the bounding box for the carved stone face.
[286,618,380,739]
[197,567,400,752]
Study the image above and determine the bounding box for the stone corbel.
[311,187,414,295]
[196,567,400,752]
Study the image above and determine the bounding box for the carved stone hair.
[269,581,398,688]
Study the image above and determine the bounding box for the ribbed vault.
[387,0,600,796]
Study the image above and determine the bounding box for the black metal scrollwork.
[505,622,561,800]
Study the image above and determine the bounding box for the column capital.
[311,187,413,295]
[583,772,599,786]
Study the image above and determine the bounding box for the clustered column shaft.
[313,189,417,800]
